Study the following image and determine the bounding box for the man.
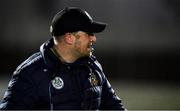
[0,7,127,110]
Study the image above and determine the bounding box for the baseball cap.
[50,7,107,36]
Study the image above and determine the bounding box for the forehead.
[75,31,94,36]
[76,31,87,35]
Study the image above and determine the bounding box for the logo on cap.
[52,77,64,89]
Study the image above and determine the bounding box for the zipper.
[49,79,53,111]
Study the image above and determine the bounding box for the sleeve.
[0,69,38,110]
[100,77,127,110]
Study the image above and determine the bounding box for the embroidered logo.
[52,77,64,89]
[89,73,98,86]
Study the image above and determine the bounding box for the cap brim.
[89,21,107,33]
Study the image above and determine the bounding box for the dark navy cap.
[50,7,107,36]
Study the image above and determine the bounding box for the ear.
[64,33,74,45]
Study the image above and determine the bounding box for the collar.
[39,38,97,72]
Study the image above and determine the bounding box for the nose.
[90,35,96,43]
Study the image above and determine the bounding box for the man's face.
[72,31,96,57]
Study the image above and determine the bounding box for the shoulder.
[13,52,45,76]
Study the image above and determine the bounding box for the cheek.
[74,41,80,49]
[74,38,89,52]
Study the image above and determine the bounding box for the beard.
[74,39,95,58]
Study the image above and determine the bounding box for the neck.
[52,44,78,63]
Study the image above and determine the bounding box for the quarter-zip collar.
[40,38,62,74]
[39,38,97,75]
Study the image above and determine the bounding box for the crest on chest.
[88,72,98,86]
[51,77,64,89]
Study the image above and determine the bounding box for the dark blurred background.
[0,0,180,110]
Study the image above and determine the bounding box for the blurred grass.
[0,75,180,110]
